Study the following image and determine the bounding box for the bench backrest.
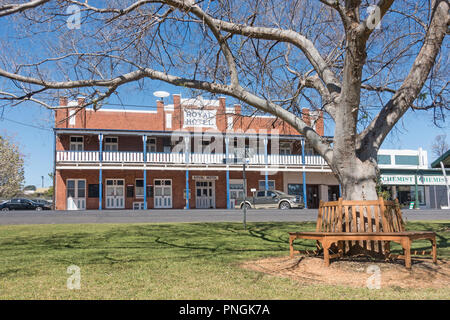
[316,197,405,233]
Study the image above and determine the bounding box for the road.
[0,208,448,225]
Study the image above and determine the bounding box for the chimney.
[302,108,311,126]
[173,94,181,109]
[59,96,68,107]
[234,104,241,115]
[77,97,85,107]
[315,111,324,136]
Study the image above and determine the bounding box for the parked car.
[32,199,53,208]
[0,198,51,211]
[238,190,304,210]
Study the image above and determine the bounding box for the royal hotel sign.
[183,109,217,128]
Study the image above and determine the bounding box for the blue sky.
[0,1,448,187]
[1,85,448,188]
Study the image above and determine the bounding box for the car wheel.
[1,207,9,211]
[279,201,291,210]
[35,206,42,211]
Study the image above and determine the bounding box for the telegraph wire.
[0,117,53,132]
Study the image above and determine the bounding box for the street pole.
[414,169,420,209]
[242,157,247,230]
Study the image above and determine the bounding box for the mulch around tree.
[241,255,450,289]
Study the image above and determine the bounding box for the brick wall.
[54,95,324,136]
[56,168,285,210]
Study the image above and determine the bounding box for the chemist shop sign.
[380,174,449,185]
[183,109,217,128]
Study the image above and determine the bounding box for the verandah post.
[301,138,308,209]
[264,137,268,191]
[98,133,103,210]
[185,135,190,209]
[143,135,147,210]
[225,136,230,209]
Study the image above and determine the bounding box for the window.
[227,116,233,129]
[395,155,419,166]
[378,155,391,165]
[146,137,157,152]
[280,145,291,155]
[267,190,277,198]
[230,181,244,200]
[288,184,304,202]
[256,191,265,197]
[69,109,76,125]
[135,179,144,198]
[133,202,145,210]
[70,136,84,151]
[165,113,172,129]
[104,137,118,151]
[259,180,275,190]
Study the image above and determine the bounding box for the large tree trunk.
[333,155,379,201]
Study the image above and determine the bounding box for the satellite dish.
[153,91,170,98]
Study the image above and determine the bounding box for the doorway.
[195,180,215,208]
[105,179,125,209]
[306,185,319,209]
[66,179,86,210]
[154,179,172,208]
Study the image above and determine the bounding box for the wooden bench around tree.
[289,198,437,269]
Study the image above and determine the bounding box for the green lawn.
[0,221,449,299]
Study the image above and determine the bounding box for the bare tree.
[0,0,448,200]
[0,135,25,199]
[432,134,449,158]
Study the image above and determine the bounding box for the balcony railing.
[56,151,328,166]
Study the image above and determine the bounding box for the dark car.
[32,199,53,208]
[0,198,51,211]
[238,190,305,210]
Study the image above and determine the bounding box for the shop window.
[135,179,144,198]
[397,185,425,206]
[288,183,304,202]
[259,180,275,190]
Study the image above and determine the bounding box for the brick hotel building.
[53,94,340,210]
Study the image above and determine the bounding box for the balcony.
[56,151,328,166]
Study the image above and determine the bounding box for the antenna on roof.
[153,91,170,102]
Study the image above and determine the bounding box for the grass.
[0,220,449,299]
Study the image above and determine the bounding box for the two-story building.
[53,94,339,210]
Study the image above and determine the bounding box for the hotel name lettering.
[183,109,217,128]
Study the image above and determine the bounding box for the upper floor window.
[395,155,419,166]
[104,137,118,151]
[70,136,84,151]
[259,180,275,190]
[147,137,157,152]
[280,144,291,155]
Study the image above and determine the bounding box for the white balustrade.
[103,152,143,162]
[56,151,328,166]
[189,153,226,164]
[56,151,99,162]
